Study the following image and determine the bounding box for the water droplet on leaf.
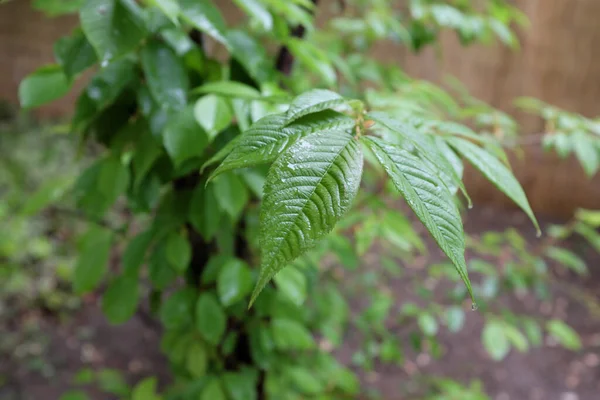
[471,302,478,311]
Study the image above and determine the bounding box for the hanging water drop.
[468,203,473,210]
[536,229,542,238]
[471,302,478,311]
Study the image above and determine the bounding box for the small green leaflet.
[53,29,97,80]
[251,130,363,305]
[232,0,272,30]
[163,105,209,167]
[217,258,253,306]
[208,110,354,181]
[19,65,72,108]
[196,293,227,345]
[447,136,540,235]
[572,131,599,177]
[362,136,473,301]
[80,0,147,64]
[287,39,337,86]
[226,30,274,84]
[482,321,510,361]
[193,81,262,100]
[146,0,180,25]
[546,319,581,350]
[140,39,189,111]
[284,89,347,125]
[194,95,233,141]
[101,274,139,324]
[73,226,113,294]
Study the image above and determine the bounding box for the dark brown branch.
[275,0,319,75]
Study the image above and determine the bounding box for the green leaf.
[54,29,97,79]
[362,136,473,300]
[545,246,587,274]
[178,0,229,48]
[573,131,599,177]
[213,173,249,220]
[160,288,196,330]
[186,342,208,378]
[222,370,258,400]
[80,0,147,63]
[522,318,543,347]
[286,366,324,395]
[73,226,113,294]
[141,39,189,111]
[251,130,363,305]
[380,337,403,364]
[503,325,528,352]
[132,132,162,188]
[447,136,540,234]
[163,105,209,166]
[200,378,227,400]
[433,136,463,195]
[209,110,354,181]
[226,30,274,83]
[83,57,136,109]
[284,89,346,125]
[193,81,262,100]
[122,230,153,276]
[547,319,581,350]
[165,231,192,273]
[59,391,90,400]
[273,266,306,306]
[148,247,178,290]
[146,0,180,25]
[271,318,315,350]
[97,155,130,208]
[418,313,439,336]
[233,0,272,30]
[19,65,72,108]
[33,0,85,16]
[132,377,161,400]
[368,112,471,206]
[97,369,129,396]
[210,111,354,179]
[189,184,222,241]
[196,293,227,345]
[194,95,233,140]
[287,39,336,86]
[482,321,510,361]
[101,274,139,324]
[217,258,253,306]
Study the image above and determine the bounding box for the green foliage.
[16,0,595,398]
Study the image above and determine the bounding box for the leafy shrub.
[14,0,596,398]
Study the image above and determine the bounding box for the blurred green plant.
[0,119,84,382]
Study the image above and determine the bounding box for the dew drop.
[471,302,478,311]
[100,59,109,68]
[468,203,473,210]
[536,230,542,238]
